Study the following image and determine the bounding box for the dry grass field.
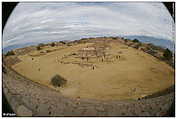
[11,38,174,100]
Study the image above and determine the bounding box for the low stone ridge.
[3,56,21,67]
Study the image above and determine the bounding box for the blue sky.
[3,2,175,48]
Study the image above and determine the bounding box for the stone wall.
[3,67,174,117]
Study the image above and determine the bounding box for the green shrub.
[5,50,15,56]
[112,37,117,40]
[60,41,66,44]
[51,42,55,47]
[81,38,87,40]
[37,43,45,50]
[71,53,77,55]
[124,39,128,42]
[40,51,45,53]
[2,66,7,73]
[51,74,67,87]
[37,46,41,50]
[163,48,173,60]
[38,43,45,47]
[132,39,139,43]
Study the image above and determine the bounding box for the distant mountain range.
[3,35,175,53]
[124,35,175,52]
[3,42,35,53]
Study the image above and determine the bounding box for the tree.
[132,39,139,43]
[37,46,41,50]
[60,41,66,44]
[37,43,45,50]
[111,37,117,40]
[39,43,45,47]
[2,65,7,73]
[163,48,173,60]
[51,42,55,47]
[5,50,15,56]
[51,74,67,87]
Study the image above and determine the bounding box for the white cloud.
[3,2,175,48]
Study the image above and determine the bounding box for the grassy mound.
[50,74,67,87]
